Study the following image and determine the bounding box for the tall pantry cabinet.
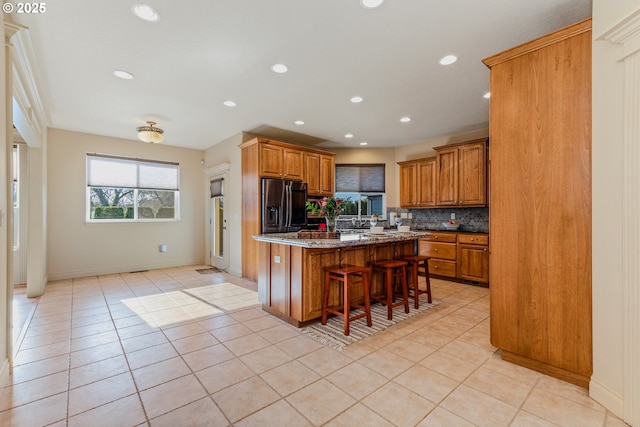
[482,19,592,388]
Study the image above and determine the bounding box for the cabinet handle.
[470,238,475,241]
[434,249,439,252]
[434,236,439,239]
[483,248,487,252]
[434,265,439,269]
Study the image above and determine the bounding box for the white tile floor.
[1,265,630,426]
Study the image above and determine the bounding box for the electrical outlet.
[451,213,455,220]
[274,255,281,264]
[400,212,407,219]
[408,213,412,219]
[159,244,167,253]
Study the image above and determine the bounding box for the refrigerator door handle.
[286,184,292,229]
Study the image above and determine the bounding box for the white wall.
[592,1,640,423]
[0,16,10,389]
[46,129,205,280]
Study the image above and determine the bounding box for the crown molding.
[597,7,640,60]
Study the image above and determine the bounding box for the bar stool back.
[399,255,432,309]
[322,265,372,336]
[370,259,409,320]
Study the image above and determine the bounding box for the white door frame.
[203,163,230,271]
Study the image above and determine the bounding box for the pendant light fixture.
[136,121,164,143]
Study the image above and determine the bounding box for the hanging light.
[136,121,164,143]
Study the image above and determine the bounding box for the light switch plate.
[451,213,455,220]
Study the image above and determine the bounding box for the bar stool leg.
[363,270,372,327]
[410,262,419,309]
[423,260,433,303]
[400,265,409,313]
[385,267,393,320]
[343,275,350,336]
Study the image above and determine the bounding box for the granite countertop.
[253,230,433,248]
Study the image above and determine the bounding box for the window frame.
[86,153,181,223]
[334,163,386,220]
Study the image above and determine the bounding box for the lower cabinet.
[418,232,489,284]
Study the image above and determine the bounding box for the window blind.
[335,164,385,192]
[87,154,179,191]
[210,178,223,197]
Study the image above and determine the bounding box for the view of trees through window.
[89,188,176,220]
[334,192,385,218]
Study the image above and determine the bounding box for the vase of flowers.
[306,196,342,232]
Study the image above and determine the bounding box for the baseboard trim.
[501,350,591,389]
[590,377,624,419]
[47,258,203,281]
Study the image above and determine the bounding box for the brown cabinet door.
[282,147,303,180]
[319,155,334,195]
[458,142,486,206]
[304,152,320,194]
[419,241,456,260]
[259,144,283,178]
[436,147,458,205]
[458,244,489,283]
[302,248,339,321]
[399,162,417,207]
[416,157,436,207]
[427,259,457,278]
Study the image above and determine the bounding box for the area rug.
[196,267,223,274]
[301,295,440,350]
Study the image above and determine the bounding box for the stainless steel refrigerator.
[261,178,307,233]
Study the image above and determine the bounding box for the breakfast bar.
[253,231,431,326]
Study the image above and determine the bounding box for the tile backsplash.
[389,207,489,232]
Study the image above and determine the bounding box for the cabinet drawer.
[428,259,457,277]
[418,241,456,260]
[458,234,489,245]
[420,233,457,243]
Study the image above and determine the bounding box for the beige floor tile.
[535,375,606,412]
[522,388,606,427]
[340,338,378,360]
[394,364,459,404]
[416,406,476,427]
[0,391,68,426]
[287,378,357,425]
[275,334,324,358]
[195,358,256,394]
[383,337,438,362]
[510,410,558,427]
[161,321,207,341]
[71,310,111,326]
[212,376,280,423]
[198,315,238,332]
[125,342,179,370]
[139,374,208,420]
[404,328,454,348]
[325,402,395,426]
[427,318,473,338]
[605,413,632,427]
[132,356,192,390]
[464,366,534,408]
[18,329,70,351]
[10,354,70,385]
[209,323,254,342]
[68,394,146,427]
[121,330,169,353]
[182,343,236,372]
[69,355,129,389]
[298,346,354,377]
[0,371,69,411]
[326,361,389,400]
[358,348,414,379]
[68,372,137,416]
[70,320,116,339]
[441,384,518,427]
[239,344,293,374]
[260,359,322,397]
[69,341,123,369]
[420,349,478,382]
[235,399,311,427]
[457,327,496,351]
[439,339,495,366]
[362,381,435,426]
[149,397,229,427]
[14,341,70,366]
[70,329,120,352]
[258,324,302,344]
[242,314,286,332]
[224,333,272,356]
[482,353,542,386]
[171,331,220,354]
[24,320,72,338]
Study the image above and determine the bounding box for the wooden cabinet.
[304,152,334,196]
[457,234,489,283]
[435,139,487,206]
[483,19,592,388]
[240,137,336,281]
[259,143,304,180]
[398,157,436,208]
[418,233,457,279]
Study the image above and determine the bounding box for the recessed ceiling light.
[113,70,134,80]
[223,100,236,107]
[294,120,305,125]
[271,63,288,73]
[350,96,364,103]
[359,142,368,146]
[483,92,491,99]
[345,133,354,138]
[439,54,458,66]
[131,4,160,22]
[400,116,411,123]
[360,0,384,8]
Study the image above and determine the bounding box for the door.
[209,177,229,271]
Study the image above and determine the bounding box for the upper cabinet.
[259,143,304,180]
[304,152,335,196]
[398,157,436,208]
[435,138,487,206]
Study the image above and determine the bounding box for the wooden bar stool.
[370,259,409,320]
[399,255,432,309]
[322,265,372,336]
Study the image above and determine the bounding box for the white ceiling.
[12,0,592,150]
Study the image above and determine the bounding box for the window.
[334,164,386,219]
[12,144,20,249]
[86,153,180,221]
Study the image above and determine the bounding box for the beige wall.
[46,129,205,280]
[1,17,9,387]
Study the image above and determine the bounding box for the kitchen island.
[253,231,431,326]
